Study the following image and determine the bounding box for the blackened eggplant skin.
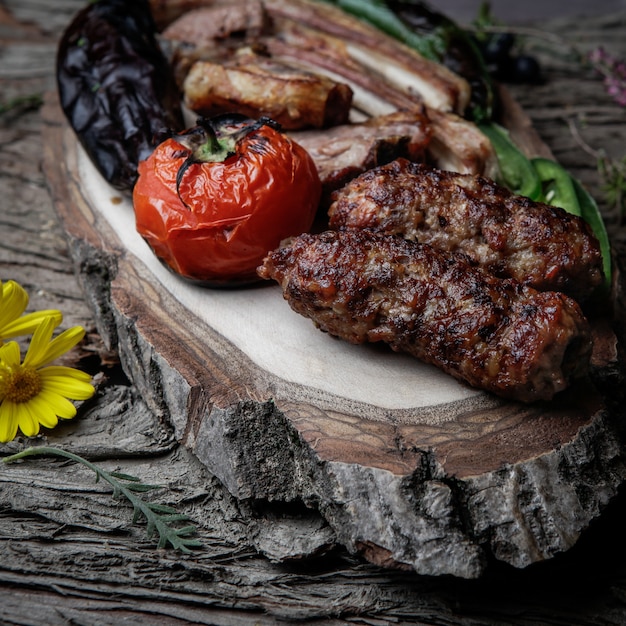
[56,0,184,191]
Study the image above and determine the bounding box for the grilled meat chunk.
[183,50,353,130]
[328,159,604,302]
[264,0,471,115]
[159,0,496,177]
[258,230,592,403]
[289,110,431,204]
[161,1,270,44]
[422,108,496,176]
[261,16,495,175]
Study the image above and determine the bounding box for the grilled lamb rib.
[289,110,431,204]
[160,0,496,177]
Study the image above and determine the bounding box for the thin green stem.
[3,446,202,553]
[0,94,44,116]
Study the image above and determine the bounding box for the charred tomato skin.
[133,119,322,286]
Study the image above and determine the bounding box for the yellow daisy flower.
[0,279,62,345]
[0,316,95,442]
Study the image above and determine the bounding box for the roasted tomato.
[133,114,322,285]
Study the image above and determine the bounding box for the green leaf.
[109,471,142,482]
[159,514,192,524]
[124,482,161,493]
[147,502,179,515]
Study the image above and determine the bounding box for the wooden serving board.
[42,88,626,579]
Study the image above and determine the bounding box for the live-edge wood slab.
[42,91,626,579]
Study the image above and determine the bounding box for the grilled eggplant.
[57,0,184,191]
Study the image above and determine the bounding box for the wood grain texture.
[2,0,626,622]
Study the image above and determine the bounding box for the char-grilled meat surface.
[162,1,270,44]
[161,0,495,177]
[289,110,431,204]
[258,230,592,403]
[328,159,604,302]
[183,53,353,130]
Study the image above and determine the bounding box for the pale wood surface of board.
[2,1,626,623]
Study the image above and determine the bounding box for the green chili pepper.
[531,157,581,216]
[479,122,542,200]
[570,176,612,294]
[531,157,611,294]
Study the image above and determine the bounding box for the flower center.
[1,366,42,403]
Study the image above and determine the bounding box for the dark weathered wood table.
[2,1,626,624]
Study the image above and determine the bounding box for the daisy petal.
[28,394,59,429]
[0,281,28,329]
[17,401,42,438]
[0,341,22,368]
[37,326,86,368]
[41,376,95,401]
[38,390,78,419]
[40,367,95,400]
[0,401,18,443]
[1,310,63,340]
[22,317,55,368]
[41,365,93,382]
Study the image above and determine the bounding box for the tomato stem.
[173,115,282,209]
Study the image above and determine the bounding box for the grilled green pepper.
[570,176,612,293]
[531,157,611,292]
[479,122,542,200]
[531,157,581,216]
[319,0,611,295]
[386,0,494,122]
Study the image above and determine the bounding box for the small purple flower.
[589,46,626,106]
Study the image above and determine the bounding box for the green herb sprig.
[2,446,202,553]
[598,154,626,221]
[567,117,626,224]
